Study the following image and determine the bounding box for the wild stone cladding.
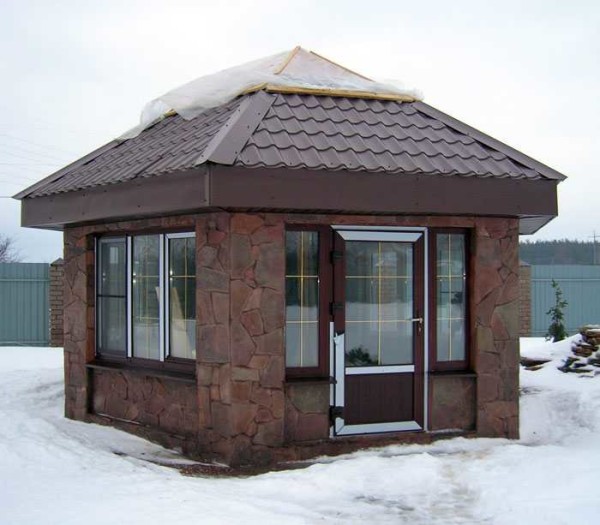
[63,212,519,466]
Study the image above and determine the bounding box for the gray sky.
[1,0,598,261]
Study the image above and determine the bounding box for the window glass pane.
[98,239,126,296]
[345,241,414,367]
[97,238,126,356]
[98,296,126,354]
[436,234,466,362]
[132,235,160,360]
[285,231,319,368]
[169,236,196,360]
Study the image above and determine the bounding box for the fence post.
[519,261,531,337]
[49,258,64,347]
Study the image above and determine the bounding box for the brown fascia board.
[21,166,209,230]
[195,90,276,166]
[13,139,121,200]
[413,102,567,182]
[208,165,559,233]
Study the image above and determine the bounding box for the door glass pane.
[436,234,466,362]
[97,238,126,356]
[168,236,196,360]
[345,241,414,366]
[285,231,319,368]
[132,235,160,360]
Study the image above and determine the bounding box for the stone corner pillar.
[473,218,520,440]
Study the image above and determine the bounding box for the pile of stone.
[559,325,600,375]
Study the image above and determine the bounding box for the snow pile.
[2,342,600,524]
[121,47,420,139]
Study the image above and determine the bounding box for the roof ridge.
[413,101,566,181]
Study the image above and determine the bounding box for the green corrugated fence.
[0,263,49,346]
[531,265,600,337]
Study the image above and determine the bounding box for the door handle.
[409,317,423,334]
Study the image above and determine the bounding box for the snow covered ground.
[1,340,599,525]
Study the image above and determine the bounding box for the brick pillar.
[519,262,531,337]
[49,258,64,347]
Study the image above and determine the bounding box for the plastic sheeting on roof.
[119,47,421,140]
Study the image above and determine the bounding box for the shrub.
[546,279,568,342]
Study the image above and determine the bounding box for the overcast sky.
[1,0,598,261]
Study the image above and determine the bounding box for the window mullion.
[126,236,133,358]
[159,234,166,362]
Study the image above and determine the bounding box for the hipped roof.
[17,90,565,199]
[16,48,565,235]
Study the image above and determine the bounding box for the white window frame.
[96,232,195,362]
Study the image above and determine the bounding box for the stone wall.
[63,215,196,423]
[472,218,520,439]
[91,370,198,452]
[62,211,520,466]
[196,213,287,465]
[279,213,519,447]
[519,263,532,337]
[49,258,64,347]
[429,375,476,431]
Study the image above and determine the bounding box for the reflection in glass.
[132,235,160,360]
[97,238,126,355]
[345,241,414,366]
[285,231,319,367]
[436,234,466,362]
[169,236,196,360]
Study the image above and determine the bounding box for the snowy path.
[1,343,600,524]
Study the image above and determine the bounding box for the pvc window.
[431,231,469,370]
[285,226,331,378]
[96,232,196,363]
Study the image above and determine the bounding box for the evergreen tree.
[545,279,568,342]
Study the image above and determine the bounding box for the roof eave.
[413,101,567,182]
[13,139,121,200]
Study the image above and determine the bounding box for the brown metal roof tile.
[21,89,564,199]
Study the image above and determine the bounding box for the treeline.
[520,240,600,265]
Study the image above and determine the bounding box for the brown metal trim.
[428,228,471,372]
[210,165,559,221]
[21,166,209,229]
[197,91,276,165]
[93,226,195,238]
[285,224,332,379]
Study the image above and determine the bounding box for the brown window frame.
[429,228,471,372]
[285,225,332,379]
[94,231,196,375]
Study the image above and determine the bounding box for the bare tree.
[0,234,20,262]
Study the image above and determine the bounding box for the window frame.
[284,224,331,380]
[94,230,196,373]
[96,236,128,358]
[428,228,471,372]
